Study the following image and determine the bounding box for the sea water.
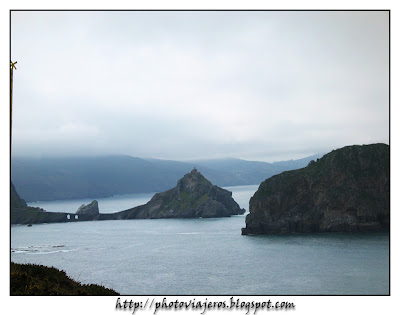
[11,185,389,295]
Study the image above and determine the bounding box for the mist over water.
[13,185,389,295]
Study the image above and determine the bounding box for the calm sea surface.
[12,185,389,295]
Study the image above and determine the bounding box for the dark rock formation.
[115,168,245,219]
[242,143,389,235]
[76,200,99,215]
[11,182,27,209]
[11,181,51,224]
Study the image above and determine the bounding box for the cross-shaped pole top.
[11,60,17,70]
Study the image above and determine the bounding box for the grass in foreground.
[11,262,119,295]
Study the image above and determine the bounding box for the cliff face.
[115,169,245,219]
[76,200,99,215]
[242,144,389,235]
[11,182,27,209]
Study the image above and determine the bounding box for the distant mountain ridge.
[11,153,323,202]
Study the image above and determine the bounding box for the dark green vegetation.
[242,143,389,235]
[10,262,119,295]
[11,154,322,202]
[115,169,245,219]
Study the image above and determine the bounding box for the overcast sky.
[10,10,389,162]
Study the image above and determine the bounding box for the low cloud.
[11,11,389,161]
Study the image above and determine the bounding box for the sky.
[10,10,389,162]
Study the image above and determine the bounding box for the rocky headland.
[11,169,244,224]
[11,181,55,224]
[115,168,245,219]
[11,182,27,209]
[242,143,389,235]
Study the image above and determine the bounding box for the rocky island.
[11,169,244,224]
[114,168,245,219]
[242,143,389,235]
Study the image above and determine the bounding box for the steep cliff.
[11,182,27,209]
[115,169,245,219]
[242,143,389,235]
